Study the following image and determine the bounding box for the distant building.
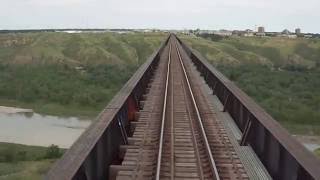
[256,26,266,36]
[244,29,254,37]
[233,29,255,37]
[287,34,297,39]
[258,26,265,33]
[199,30,215,34]
[282,29,291,35]
[304,34,313,38]
[277,29,297,38]
[213,29,232,37]
[232,30,241,36]
[295,28,301,34]
[266,32,278,37]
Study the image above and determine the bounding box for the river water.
[0,110,319,153]
[0,112,91,148]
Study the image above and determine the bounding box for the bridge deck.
[110,36,266,179]
[190,57,272,180]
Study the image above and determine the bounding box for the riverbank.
[0,143,63,180]
[294,135,320,154]
[282,122,320,136]
[0,99,100,119]
[0,106,32,114]
[0,111,91,148]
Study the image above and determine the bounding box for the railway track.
[111,36,249,180]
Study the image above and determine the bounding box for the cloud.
[0,0,319,32]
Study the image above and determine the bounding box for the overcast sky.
[1,0,319,33]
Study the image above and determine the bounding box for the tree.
[45,144,62,159]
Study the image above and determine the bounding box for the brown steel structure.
[46,34,320,180]
[112,37,246,179]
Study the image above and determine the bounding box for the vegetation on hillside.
[0,32,165,179]
[0,32,165,117]
[0,143,63,180]
[180,35,320,135]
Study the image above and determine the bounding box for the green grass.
[180,35,320,135]
[181,35,320,68]
[0,143,63,180]
[0,143,48,161]
[0,159,55,180]
[0,32,166,66]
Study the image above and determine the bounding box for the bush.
[17,151,27,161]
[3,149,15,163]
[294,43,320,62]
[224,41,283,65]
[0,64,136,109]
[45,145,62,159]
[216,64,320,127]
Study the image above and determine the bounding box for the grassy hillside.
[0,32,165,65]
[181,35,320,68]
[0,143,63,180]
[180,35,320,135]
[0,32,166,117]
[0,32,165,179]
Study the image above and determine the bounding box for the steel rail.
[169,42,175,180]
[181,65,205,180]
[155,42,172,180]
[175,40,221,180]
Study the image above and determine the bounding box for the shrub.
[45,145,62,159]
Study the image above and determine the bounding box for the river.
[0,111,91,148]
[0,107,319,152]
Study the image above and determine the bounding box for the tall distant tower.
[295,28,301,34]
[256,26,266,37]
[258,26,265,33]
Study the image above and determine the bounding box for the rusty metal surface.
[45,36,170,180]
[177,35,320,180]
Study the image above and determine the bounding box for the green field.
[180,35,320,135]
[0,32,166,117]
[0,143,63,180]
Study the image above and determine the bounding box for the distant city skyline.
[1,0,319,33]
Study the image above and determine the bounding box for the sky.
[0,0,319,33]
